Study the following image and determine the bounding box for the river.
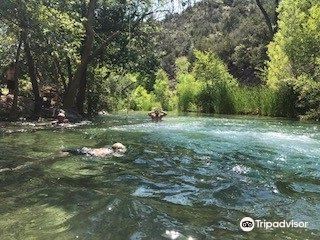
[0,114,320,239]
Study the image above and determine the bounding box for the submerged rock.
[0,205,74,239]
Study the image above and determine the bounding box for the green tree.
[175,57,200,112]
[157,0,279,84]
[131,85,158,111]
[154,69,171,110]
[267,0,320,119]
[176,73,201,112]
[193,50,237,114]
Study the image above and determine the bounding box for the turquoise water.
[0,114,320,239]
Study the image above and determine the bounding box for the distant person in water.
[62,143,126,157]
[52,110,69,125]
[148,108,167,122]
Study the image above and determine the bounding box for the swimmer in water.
[148,108,167,122]
[62,143,126,157]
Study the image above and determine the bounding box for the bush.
[153,69,172,111]
[87,68,137,113]
[193,50,237,114]
[230,86,278,116]
[260,88,278,116]
[272,82,299,118]
[193,50,238,87]
[295,76,320,121]
[130,85,159,111]
[175,56,190,75]
[267,0,320,120]
[176,73,201,112]
[231,86,262,115]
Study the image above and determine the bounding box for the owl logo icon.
[240,217,255,232]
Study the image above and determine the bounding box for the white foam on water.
[164,230,181,240]
[132,186,154,197]
[276,155,287,162]
[262,132,315,143]
[232,165,250,174]
[110,117,320,161]
[110,121,204,133]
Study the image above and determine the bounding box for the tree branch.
[91,30,120,59]
[255,0,275,36]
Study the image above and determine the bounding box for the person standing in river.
[148,108,167,122]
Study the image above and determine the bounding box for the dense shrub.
[231,86,275,116]
[153,69,172,111]
[130,85,159,111]
[176,73,201,112]
[87,68,137,113]
[272,82,299,118]
[267,0,320,120]
[193,50,237,114]
[295,76,320,121]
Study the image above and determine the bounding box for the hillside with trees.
[157,0,279,85]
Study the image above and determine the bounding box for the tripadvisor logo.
[240,217,308,232]
[240,217,255,232]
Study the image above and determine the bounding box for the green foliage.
[272,82,299,118]
[176,73,201,112]
[35,4,85,58]
[231,86,263,115]
[175,56,190,75]
[230,86,278,117]
[154,69,172,111]
[172,50,298,118]
[0,0,318,122]
[130,85,159,111]
[87,67,137,113]
[0,30,18,70]
[193,50,237,114]
[174,56,200,112]
[295,76,320,120]
[193,50,237,86]
[267,0,320,120]
[158,0,276,84]
[0,0,162,117]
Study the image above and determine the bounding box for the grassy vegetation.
[129,51,298,119]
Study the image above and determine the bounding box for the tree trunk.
[22,31,42,118]
[75,66,88,115]
[273,0,280,33]
[11,34,23,117]
[53,56,67,90]
[255,0,275,37]
[66,56,73,87]
[63,0,97,111]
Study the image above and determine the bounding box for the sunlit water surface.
[1,114,320,239]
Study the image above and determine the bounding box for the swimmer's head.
[152,107,162,115]
[57,112,65,120]
[112,143,126,154]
